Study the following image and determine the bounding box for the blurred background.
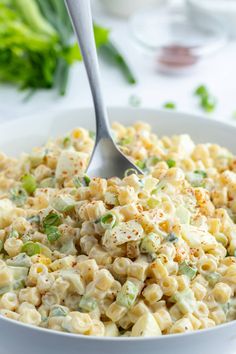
[0,0,236,123]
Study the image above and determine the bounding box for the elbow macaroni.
[0,122,235,337]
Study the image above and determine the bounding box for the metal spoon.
[64,0,142,178]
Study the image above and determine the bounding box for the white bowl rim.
[0,106,235,341]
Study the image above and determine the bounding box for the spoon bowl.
[65,0,142,178]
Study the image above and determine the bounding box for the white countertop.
[0,0,236,125]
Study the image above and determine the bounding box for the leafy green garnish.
[194,85,208,97]
[21,174,37,194]
[9,187,28,207]
[62,136,71,148]
[166,159,176,168]
[163,102,176,109]
[119,137,133,146]
[22,241,40,256]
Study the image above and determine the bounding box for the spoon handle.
[65,0,111,139]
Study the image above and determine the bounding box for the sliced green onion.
[100,213,117,230]
[179,261,197,279]
[51,195,75,212]
[79,296,97,312]
[166,232,178,243]
[163,102,176,109]
[146,156,161,167]
[194,170,207,178]
[45,226,61,242]
[83,175,91,186]
[136,160,146,170]
[124,168,138,177]
[43,212,62,229]
[201,95,217,113]
[21,174,37,194]
[62,136,71,148]
[147,197,159,209]
[116,280,139,309]
[194,85,208,97]
[166,159,176,168]
[119,137,133,146]
[21,242,41,256]
[9,187,28,207]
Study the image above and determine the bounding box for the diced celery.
[50,306,69,317]
[205,272,221,287]
[140,233,161,253]
[173,289,196,314]
[51,195,75,212]
[6,253,32,267]
[116,280,139,309]
[179,261,197,279]
[79,296,97,312]
[175,205,191,224]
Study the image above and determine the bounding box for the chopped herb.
[89,131,96,139]
[163,102,176,109]
[83,175,91,186]
[51,195,75,212]
[194,170,207,178]
[194,85,208,97]
[179,261,197,279]
[166,159,176,168]
[124,168,138,177]
[9,187,28,207]
[200,95,217,113]
[21,174,37,194]
[22,242,41,256]
[43,212,62,229]
[146,156,161,167]
[147,197,159,209]
[100,213,117,230]
[166,233,178,243]
[136,160,146,170]
[194,85,217,113]
[129,95,141,107]
[45,226,61,242]
[119,137,133,146]
[62,136,71,148]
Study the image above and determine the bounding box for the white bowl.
[0,107,236,354]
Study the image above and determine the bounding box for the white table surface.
[0,0,236,125]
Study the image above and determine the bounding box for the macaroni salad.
[0,121,236,337]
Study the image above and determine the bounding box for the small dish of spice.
[130,5,227,74]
